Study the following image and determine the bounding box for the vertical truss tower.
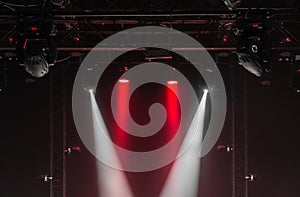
[49,66,66,197]
[232,66,248,197]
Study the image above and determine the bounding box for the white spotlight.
[118,79,130,84]
[160,91,208,197]
[167,80,178,85]
[217,144,233,153]
[245,173,259,182]
[89,92,133,197]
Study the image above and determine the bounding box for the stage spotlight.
[278,51,291,62]
[42,174,53,182]
[167,80,178,85]
[285,37,291,43]
[65,146,81,155]
[236,19,272,77]
[74,36,80,42]
[245,173,258,182]
[123,66,129,71]
[160,89,208,197]
[217,144,233,152]
[16,20,57,78]
[222,36,228,43]
[8,37,13,44]
[119,79,130,84]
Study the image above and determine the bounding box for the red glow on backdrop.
[297,69,300,73]
[223,36,228,43]
[115,79,130,147]
[166,82,180,137]
[8,37,13,43]
[124,66,129,71]
[165,81,181,164]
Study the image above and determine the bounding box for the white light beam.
[90,91,133,197]
[160,90,208,197]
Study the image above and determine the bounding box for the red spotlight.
[166,79,179,138]
[115,76,130,148]
[23,39,28,49]
[123,66,129,71]
[119,79,130,84]
[74,37,80,42]
[31,27,38,31]
[297,69,300,73]
[167,80,178,85]
[223,36,228,43]
[252,23,259,28]
[8,37,13,43]
[285,37,291,42]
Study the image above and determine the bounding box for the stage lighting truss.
[144,48,173,61]
[50,0,72,8]
[236,19,273,77]
[16,19,57,78]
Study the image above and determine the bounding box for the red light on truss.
[31,27,38,31]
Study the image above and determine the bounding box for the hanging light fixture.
[16,19,57,78]
[236,18,273,77]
